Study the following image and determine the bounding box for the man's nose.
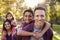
[38,17,42,20]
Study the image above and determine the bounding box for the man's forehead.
[34,10,45,15]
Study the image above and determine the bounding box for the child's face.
[34,10,46,26]
[7,14,13,20]
[5,22,11,30]
[23,12,33,24]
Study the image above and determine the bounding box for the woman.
[13,9,34,40]
[2,20,16,40]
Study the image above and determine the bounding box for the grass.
[53,25,60,40]
[53,26,60,34]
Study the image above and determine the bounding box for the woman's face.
[23,12,33,24]
[5,22,11,30]
[7,14,13,20]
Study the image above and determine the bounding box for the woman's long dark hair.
[3,20,12,32]
[23,9,34,16]
[6,12,14,21]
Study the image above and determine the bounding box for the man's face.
[34,10,46,26]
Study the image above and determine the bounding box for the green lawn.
[53,25,60,40]
[53,26,60,34]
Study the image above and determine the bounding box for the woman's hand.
[32,32,42,39]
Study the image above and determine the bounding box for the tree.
[57,0,60,2]
[49,0,56,27]
[0,0,26,20]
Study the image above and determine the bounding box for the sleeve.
[12,27,16,36]
[47,28,53,40]
[49,28,53,40]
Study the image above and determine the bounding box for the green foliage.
[53,26,60,34]
[57,0,60,2]
[53,25,60,40]
[0,20,3,25]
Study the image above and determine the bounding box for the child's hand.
[11,20,17,26]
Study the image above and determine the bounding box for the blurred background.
[0,0,60,40]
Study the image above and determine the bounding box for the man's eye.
[41,15,44,17]
[36,15,39,17]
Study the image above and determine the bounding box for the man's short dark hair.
[34,7,46,15]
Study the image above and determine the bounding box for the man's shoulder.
[48,27,53,33]
[46,27,53,36]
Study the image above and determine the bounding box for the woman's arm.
[31,22,51,39]
[40,22,51,36]
[2,31,6,40]
[17,22,51,38]
[17,28,34,36]
[33,22,51,39]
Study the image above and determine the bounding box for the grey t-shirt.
[31,27,44,40]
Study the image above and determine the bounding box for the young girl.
[5,12,17,27]
[2,20,16,40]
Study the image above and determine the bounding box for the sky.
[24,0,46,7]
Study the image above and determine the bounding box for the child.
[5,12,17,27]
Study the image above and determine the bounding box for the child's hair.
[23,9,34,16]
[3,20,12,32]
[6,12,14,20]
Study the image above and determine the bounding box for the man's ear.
[45,15,47,21]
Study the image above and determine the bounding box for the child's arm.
[11,20,17,27]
